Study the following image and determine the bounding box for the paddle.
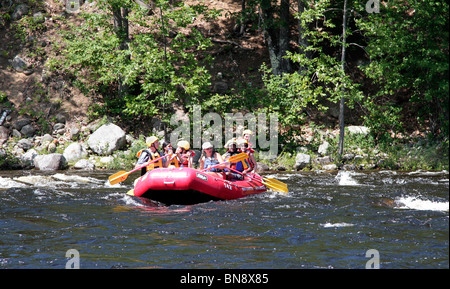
[108,154,168,185]
[225,167,289,194]
[264,177,288,190]
[200,152,249,172]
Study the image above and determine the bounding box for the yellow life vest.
[136,149,163,171]
[167,153,180,168]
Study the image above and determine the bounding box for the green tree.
[49,0,216,123]
[359,0,449,140]
[259,0,364,151]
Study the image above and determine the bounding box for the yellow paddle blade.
[126,189,134,196]
[108,171,130,185]
[263,180,289,194]
[228,152,249,163]
[264,177,288,189]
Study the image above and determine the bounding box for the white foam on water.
[322,222,354,228]
[13,175,56,187]
[52,173,102,184]
[263,173,294,180]
[0,177,28,188]
[407,170,449,176]
[104,179,126,188]
[336,171,360,186]
[395,196,449,212]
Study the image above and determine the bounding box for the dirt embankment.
[0,0,273,138]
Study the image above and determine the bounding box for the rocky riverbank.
[3,111,445,173]
[0,114,134,170]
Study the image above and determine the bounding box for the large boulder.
[87,123,126,155]
[63,142,88,163]
[295,153,311,170]
[34,154,67,170]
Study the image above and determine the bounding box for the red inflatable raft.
[130,167,267,205]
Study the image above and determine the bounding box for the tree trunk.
[260,0,292,75]
[297,0,312,73]
[240,0,246,35]
[112,6,130,97]
[338,0,348,156]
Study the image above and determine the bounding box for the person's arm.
[135,150,149,168]
[215,152,226,169]
[199,156,205,170]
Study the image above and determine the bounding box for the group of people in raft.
[134,129,257,181]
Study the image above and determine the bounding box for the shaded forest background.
[1,0,448,164]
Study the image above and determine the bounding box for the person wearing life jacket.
[237,138,257,174]
[175,140,195,168]
[199,142,225,176]
[162,141,180,168]
[222,138,244,180]
[135,136,165,176]
[243,129,254,150]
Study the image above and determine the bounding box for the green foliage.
[0,91,7,103]
[256,0,364,150]
[362,101,403,145]
[49,0,216,123]
[0,149,19,170]
[358,0,449,139]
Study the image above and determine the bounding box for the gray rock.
[47,142,57,153]
[55,113,67,124]
[12,129,21,138]
[68,125,81,140]
[323,164,337,171]
[13,118,31,130]
[318,141,330,156]
[33,12,45,24]
[20,149,38,168]
[295,153,311,170]
[41,134,54,143]
[53,123,65,130]
[314,156,333,165]
[347,126,370,135]
[11,55,29,72]
[73,159,95,170]
[255,162,269,173]
[20,124,35,137]
[11,4,29,21]
[0,126,9,145]
[87,123,126,155]
[34,154,67,170]
[342,153,355,162]
[63,142,88,163]
[17,138,33,151]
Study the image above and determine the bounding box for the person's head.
[162,141,173,153]
[225,138,237,152]
[177,140,190,153]
[146,136,159,151]
[237,138,248,151]
[243,129,253,142]
[202,142,214,157]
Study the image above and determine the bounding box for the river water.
[0,169,448,269]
